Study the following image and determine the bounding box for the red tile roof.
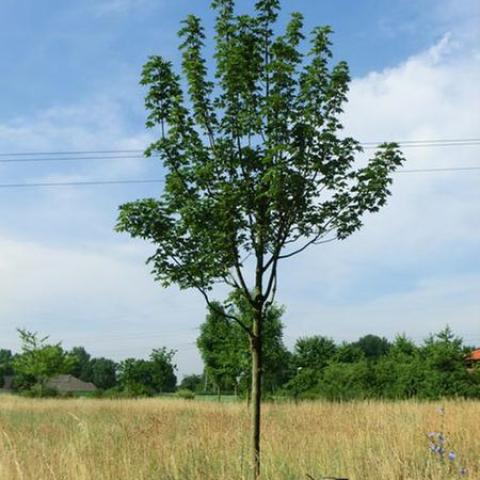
[465,349,480,361]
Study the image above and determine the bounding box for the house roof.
[465,349,480,361]
[46,374,97,393]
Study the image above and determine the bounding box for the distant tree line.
[195,301,480,400]
[0,329,176,397]
[1,316,478,401]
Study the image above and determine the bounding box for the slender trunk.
[250,308,263,479]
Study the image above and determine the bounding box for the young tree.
[150,347,177,392]
[116,1,404,476]
[13,329,74,389]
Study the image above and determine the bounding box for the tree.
[90,357,117,390]
[117,348,176,395]
[116,1,403,476]
[197,301,242,395]
[12,329,74,389]
[197,292,289,397]
[354,334,391,360]
[179,373,204,393]
[0,349,13,387]
[150,347,177,392]
[118,358,156,396]
[293,335,337,370]
[69,346,93,382]
[334,342,365,363]
[285,336,337,397]
[420,327,479,398]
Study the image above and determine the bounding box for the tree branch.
[277,232,336,261]
[168,254,253,337]
[198,286,253,338]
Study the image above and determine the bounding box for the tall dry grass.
[0,395,478,479]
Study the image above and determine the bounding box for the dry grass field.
[0,395,478,480]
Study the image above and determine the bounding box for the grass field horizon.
[0,395,478,479]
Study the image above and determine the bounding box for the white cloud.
[278,30,480,344]
[0,234,203,375]
[283,274,480,346]
[93,0,155,16]
[0,96,152,175]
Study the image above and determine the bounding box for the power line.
[0,179,164,189]
[361,138,480,146]
[0,165,479,190]
[362,141,480,150]
[0,154,157,164]
[0,149,145,157]
[396,166,480,174]
[0,138,479,162]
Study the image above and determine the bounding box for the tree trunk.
[250,309,263,479]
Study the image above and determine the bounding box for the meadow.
[0,395,478,480]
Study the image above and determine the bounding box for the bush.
[59,391,75,399]
[176,389,195,400]
[21,384,59,398]
[101,384,154,399]
[87,389,105,399]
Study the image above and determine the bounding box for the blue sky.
[0,0,479,376]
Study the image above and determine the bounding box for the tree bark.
[250,308,263,479]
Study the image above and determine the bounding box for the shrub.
[21,384,59,398]
[176,389,195,400]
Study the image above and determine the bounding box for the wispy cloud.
[279,29,480,343]
[93,0,155,16]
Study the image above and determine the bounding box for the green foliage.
[0,349,13,386]
[69,346,93,382]
[176,388,195,400]
[117,348,177,395]
[197,300,246,394]
[116,0,404,308]
[179,374,204,393]
[12,329,75,389]
[197,293,289,395]
[354,335,391,360]
[20,384,59,398]
[284,328,480,401]
[118,359,155,395]
[150,347,177,392]
[334,342,365,363]
[293,336,337,370]
[90,358,117,390]
[316,360,373,401]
